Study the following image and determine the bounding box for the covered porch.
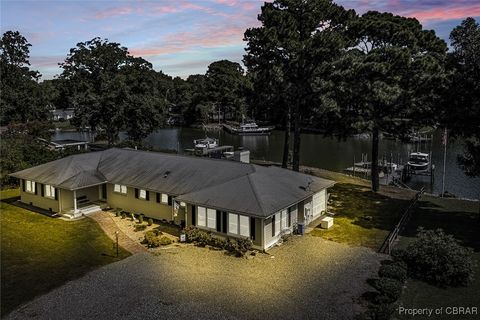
[61,184,108,219]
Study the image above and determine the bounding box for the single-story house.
[51,108,75,121]
[10,148,334,250]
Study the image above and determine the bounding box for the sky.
[1,0,479,80]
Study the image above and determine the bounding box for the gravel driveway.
[6,236,382,320]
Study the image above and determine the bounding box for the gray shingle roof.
[10,148,334,217]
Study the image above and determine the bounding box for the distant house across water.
[51,108,75,121]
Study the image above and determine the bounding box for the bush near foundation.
[184,227,253,257]
[393,228,475,287]
[147,218,153,226]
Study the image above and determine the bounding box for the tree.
[205,60,248,122]
[244,0,355,171]
[331,12,447,191]
[0,31,49,125]
[122,58,166,144]
[60,38,167,145]
[446,18,480,177]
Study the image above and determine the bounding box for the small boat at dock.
[223,121,274,136]
[194,137,218,149]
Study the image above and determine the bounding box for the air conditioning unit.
[320,217,334,229]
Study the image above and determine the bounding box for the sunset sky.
[1,0,479,80]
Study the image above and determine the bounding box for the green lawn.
[310,183,410,249]
[0,189,130,317]
[397,196,480,320]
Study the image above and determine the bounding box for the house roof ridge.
[246,172,268,215]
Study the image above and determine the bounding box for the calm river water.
[53,128,480,199]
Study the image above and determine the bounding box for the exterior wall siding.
[59,189,74,212]
[105,184,172,221]
[20,188,59,212]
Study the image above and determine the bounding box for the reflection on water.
[52,128,480,199]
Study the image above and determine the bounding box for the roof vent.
[164,171,171,178]
[300,179,313,191]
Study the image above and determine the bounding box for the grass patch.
[396,196,480,319]
[0,189,131,317]
[310,183,409,249]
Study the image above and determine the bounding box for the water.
[52,128,480,199]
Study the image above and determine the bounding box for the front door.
[101,184,107,200]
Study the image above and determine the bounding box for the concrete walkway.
[89,211,146,254]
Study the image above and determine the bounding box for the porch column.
[73,190,78,213]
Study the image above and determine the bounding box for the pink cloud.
[402,4,480,22]
[95,6,137,19]
[129,25,245,57]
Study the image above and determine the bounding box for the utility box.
[320,217,334,229]
[233,150,250,163]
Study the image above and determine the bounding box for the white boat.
[407,152,430,171]
[224,121,274,135]
[194,137,218,149]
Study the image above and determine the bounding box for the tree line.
[1,0,479,192]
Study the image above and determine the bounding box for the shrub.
[147,218,153,226]
[185,226,202,243]
[120,212,126,219]
[395,228,475,287]
[134,224,147,232]
[361,303,396,320]
[370,278,403,303]
[158,236,172,246]
[138,215,144,224]
[142,230,171,247]
[235,238,253,257]
[114,208,122,217]
[378,263,407,282]
[224,238,236,252]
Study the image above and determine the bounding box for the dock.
[344,162,406,186]
[185,145,234,158]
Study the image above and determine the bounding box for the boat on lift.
[407,152,430,172]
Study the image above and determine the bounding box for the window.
[274,212,281,236]
[45,185,55,198]
[161,193,168,204]
[114,184,127,194]
[197,206,206,227]
[239,215,250,237]
[207,208,216,229]
[228,213,238,234]
[25,180,35,193]
[281,209,287,230]
[139,189,146,199]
